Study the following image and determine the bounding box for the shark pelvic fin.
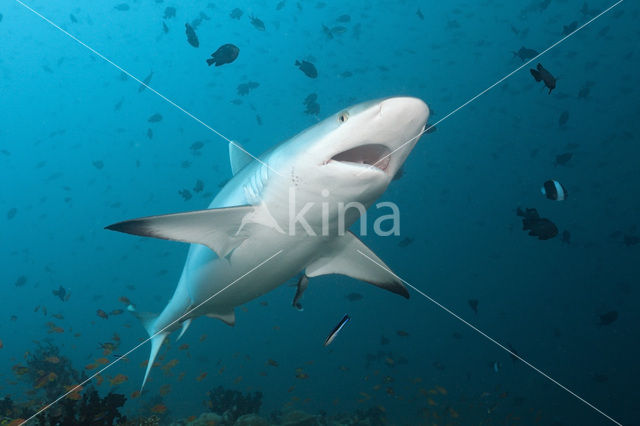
[206,309,236,326]
[305,232,409,298]
[105,205,255,258]
[176,318,192,340]
[229,142,253,175]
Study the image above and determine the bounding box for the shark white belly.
[107,97,429,388]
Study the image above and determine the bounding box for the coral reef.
[38,386,127,425]
[208,386,263,423]
[25,341,84,400]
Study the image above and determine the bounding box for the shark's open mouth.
[330,144,392,172]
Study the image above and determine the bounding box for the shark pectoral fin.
[176,318,192,341]
[292,274,309,311]
[229,142,253,175]
[105,205,255,258]
[206,309,236,326]
[305,232,409,299]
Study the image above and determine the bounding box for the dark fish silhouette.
[416,9,424,20]
[517,207,558,240]
[250,15,265,31]
[207,44,239,66]
[148,113,162,123]
[530,63,556,94]
[295,60,318,78]
[230,8,243,20]
[555,152,573,166]
[623,234,640,246]
[138,71,153,92]
[185,23,199,47]
[558,111,569,127]
[598,310,618,325]
[468,299,479,314]
[513,46,538,62]
[346,293,363,302]
[164,7,176,19]
[52,285,67,301]
[562,21,578,35]
[398,237,413,247]
[303,93,320,115]
[162,21,169,34]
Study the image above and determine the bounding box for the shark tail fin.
[131,310,167,390]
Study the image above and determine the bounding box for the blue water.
[1,0,638,424]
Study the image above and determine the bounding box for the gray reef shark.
[106,97,429,388]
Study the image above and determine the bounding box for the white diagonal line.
[19,250,284,425]
[364,0,624,174]
[14,0,284,178]
[355,249,623,426]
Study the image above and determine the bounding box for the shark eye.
[337,111,349,124]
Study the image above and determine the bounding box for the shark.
[106,96,429,388]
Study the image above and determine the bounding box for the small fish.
[295,60,318,78]
[267,359,279,367]
[562,21,578,35]
[416,9,424,20]
[151,404,167,414]
[112,354,128,361]
[598,310,618,325]
[558,111,569,127]
[148,113,163,123]
[516,207,558,240]
[346,292,363,302]
[69,13,77,23]
[555,152,573,166]
[185,23,199,47]
[396,330,409,337]
[541,180,568,201]
[492,361,501,373]
[207,44,239,66]
[92,160,104,169]
[513,46,538,62]
[250,15,265,31]
[162,21,169,34]
[324,314,350,346]
[237,81,260,96]
[398,237,413,247]
[138,71,153,92]
[276,1,286,11]
[7,207,17,219]
[52,285,66,301]
[530,63,556,94]
[164,6,176,19]
[230,8,243,20]
[193,179,204,193]
[468,299,479,314]
[110,373,128,385]
[96,309,108,319]
[15,275,27,287]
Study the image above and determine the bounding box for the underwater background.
[1,0,639,425]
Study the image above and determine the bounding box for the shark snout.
[379,97,429,126]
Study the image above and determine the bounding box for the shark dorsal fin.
[305,232,409,298]
[229,142,253,175]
